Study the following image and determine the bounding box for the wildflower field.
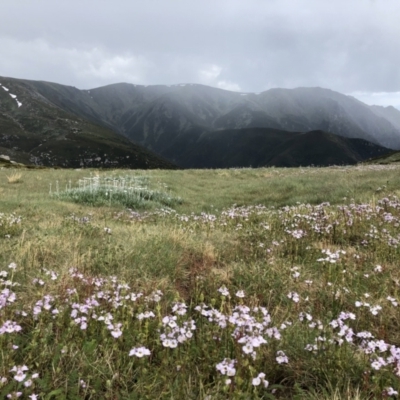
[1,165,400,399]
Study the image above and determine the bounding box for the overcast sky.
[1,0,400,108]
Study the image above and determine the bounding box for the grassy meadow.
[1,165,400,399]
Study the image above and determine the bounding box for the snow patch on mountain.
[2,88,23,107]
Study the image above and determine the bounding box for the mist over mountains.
[1,76,399,168]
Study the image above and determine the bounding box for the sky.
[1,0,400,109]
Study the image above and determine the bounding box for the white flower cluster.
[196,300,281,360]
[159,314,196,348]
[0,320,22,334]
[129,346,151,357]
[317,249,346,263]
[252,372,269,388]
[216,358,236,376]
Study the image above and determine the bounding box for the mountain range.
[0,77,175,169]
[1,76,400,168]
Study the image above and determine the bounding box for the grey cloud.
[1,0,400,106]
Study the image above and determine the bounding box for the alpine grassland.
[1,165,400,399]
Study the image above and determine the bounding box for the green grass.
[1,165,400,399]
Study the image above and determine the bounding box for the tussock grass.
[6,171,23,184]
[1,165,400,398]
[51,174,182,209]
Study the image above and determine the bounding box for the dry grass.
[6,171,23,184]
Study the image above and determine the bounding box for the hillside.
[0,77,176,169]
[85,84,400,153]
[370,105,400,132]
[1,76,399,168]
[175,128,390,168]
[365,150,400,165]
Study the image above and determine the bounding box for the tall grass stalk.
[51,175,182,208]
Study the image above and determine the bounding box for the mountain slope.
[84,83,400,153]
[266,130,388,167]
[364,148,400,165]
[0,77,176,168]
[369,105,400,132]
[1,76,399,169]
[176,128,390,168]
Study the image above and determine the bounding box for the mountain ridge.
[1,76,399,168]
[86,83,400,152]
[0,76,177,169]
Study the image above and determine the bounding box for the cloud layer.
[1,0,399,106]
